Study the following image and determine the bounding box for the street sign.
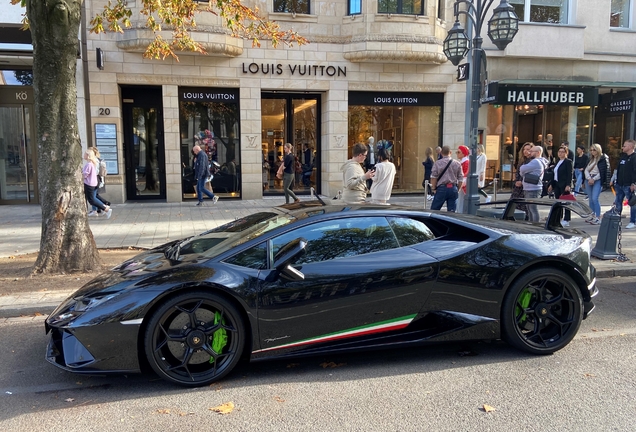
[457,63,469,81]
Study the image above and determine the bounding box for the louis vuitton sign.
[241,62,346,77]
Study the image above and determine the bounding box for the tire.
[501,268,583,355]
[144,291,245,386]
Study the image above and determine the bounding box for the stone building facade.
[2,1,636,204]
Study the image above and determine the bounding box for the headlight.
[72,295,116,312]
[48,295,116,326]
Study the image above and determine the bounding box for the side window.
[378,0,424,15]
[349,0,362,15]
[388,217,436,247]
[274,0,310,14]
[510,0,569,24]
[224,243,267,270]
[271,217,399,266]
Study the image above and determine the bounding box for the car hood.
[71,244,193,300]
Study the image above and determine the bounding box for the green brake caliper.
[516,289,533,323]
[209,311,228,364]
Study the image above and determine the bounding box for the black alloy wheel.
[144,291,245,386]
[501,269,583,355]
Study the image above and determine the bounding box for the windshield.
[175,211,296,258]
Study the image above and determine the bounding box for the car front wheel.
[502,269,583,355]
[144,291,245,386]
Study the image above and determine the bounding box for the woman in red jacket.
[456,145,470,213]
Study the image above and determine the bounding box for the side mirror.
[273,238,307,281]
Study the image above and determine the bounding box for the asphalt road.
[1,277,635,432]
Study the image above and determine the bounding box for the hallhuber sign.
[495,86,598,106]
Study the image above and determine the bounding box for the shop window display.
[178,88,241,199]
[261,95,320,195]
[348,101,442,193]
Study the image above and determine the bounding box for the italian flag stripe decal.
[253,314,417,353]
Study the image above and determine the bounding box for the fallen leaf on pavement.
[584,373,595,378]
[65,398,75,403]
[286,363,300,368]
[156,409,170,414]
[274,396,285,403]
[210,402,234,414]
[320,362,346,368]
[482,404,495,413]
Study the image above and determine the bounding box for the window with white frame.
[274,0,310,14]
[349,0,362,15]
[509,0,569,24]
[377,0,424,15]
[611,0,631,28]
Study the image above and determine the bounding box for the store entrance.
[0,102,38,204]
[122,86,166,201]
[261,93,320,195]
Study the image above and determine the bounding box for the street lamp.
[443,0,519,215]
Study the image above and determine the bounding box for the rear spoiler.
[476,199,593,230]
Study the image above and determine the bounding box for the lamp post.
[443,0,519,215]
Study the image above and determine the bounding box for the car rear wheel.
[502,269,583,355]
[144,291,245,386]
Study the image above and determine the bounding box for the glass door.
[0,105,37,203]
[122,87,166,200]
[261,93,320,195]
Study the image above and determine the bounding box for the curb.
[594,267,636,279]
[0,303,61,320]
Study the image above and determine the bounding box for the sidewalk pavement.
[1,191,635,319]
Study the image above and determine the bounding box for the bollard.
[424,180,430,210]
[591,209,621,259]
[492,177,498,202]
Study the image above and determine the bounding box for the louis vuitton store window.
[179,87,241,199]
[348,91,443,193]
[261,93,321,196]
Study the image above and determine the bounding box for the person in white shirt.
[370,148,396,204]
[476,144,491,202]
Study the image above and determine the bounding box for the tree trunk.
[27,0,101,274]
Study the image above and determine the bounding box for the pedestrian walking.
[456,145,470,213]
[282,143,300,204]
[370,148,396,204]
[83,150,112,219]
[422,147,434,201]
[430,146,463,212]
[583,144,608,225]
[193,145,218,206]
[573,144,589,196]
[609,139,636,228]
[476,144,490,202]
[88,147,111,215]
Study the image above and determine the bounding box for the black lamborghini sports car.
[46,199,598,386]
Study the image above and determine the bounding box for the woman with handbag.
[519,146,548,222]
[548,146,574,226]
[584,143,608,225]
[510,143,533,217]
